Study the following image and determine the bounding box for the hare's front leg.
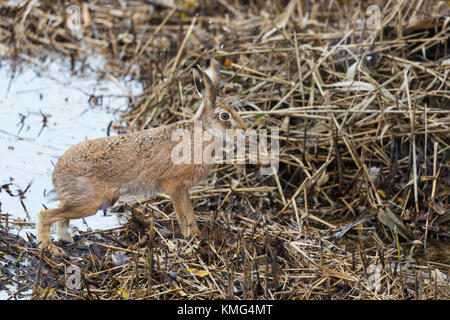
[164,184,200,238]
[180,190,201,236]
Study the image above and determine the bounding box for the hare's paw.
[57,229,74,242]
[56,220,73,242]
[43,243,67,257]
[36,232,52,249]
[184,223,200,238]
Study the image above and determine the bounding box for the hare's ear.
[193,67,204,98]
[204,58,221,91]
[193,58,221,108]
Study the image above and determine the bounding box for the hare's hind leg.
[56,219,73,242]
[164,184,200,238]
[37,206,64,247]
[37,198,103,247]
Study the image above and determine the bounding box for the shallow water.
[0,56,141,239]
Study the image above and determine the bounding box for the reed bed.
[0,0,449,300]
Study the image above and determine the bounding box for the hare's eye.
[220,112,231,121]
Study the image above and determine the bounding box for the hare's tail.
[44,189,59,202]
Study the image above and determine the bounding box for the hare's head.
[193,58,246,136]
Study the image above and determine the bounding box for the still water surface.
[0,56,140,239]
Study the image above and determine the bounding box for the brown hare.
[36,58,246,250]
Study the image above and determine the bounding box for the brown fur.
[36,58,245,248]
